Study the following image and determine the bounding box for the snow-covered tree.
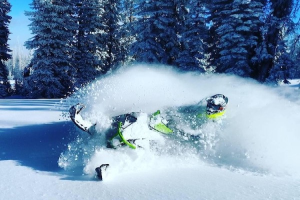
[290,41,300,78]
[97,0,126,73]
[23,0,77,98]
[8,47,31,80]
[169,0,189,68]
[130,0,164,63]
[119,0,136,65]
[265,29,296,83]
[0,0,12,98]
[252,0,294,82]
[207,0,298,82]
[267,51,295,82]
[131,0,184,66]
[176,0,207,71]
[72,0,103,87]
[207,0,264,77]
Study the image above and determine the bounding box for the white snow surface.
[0,99,67,128]
[1,65,300,200]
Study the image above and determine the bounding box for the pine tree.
[119,0,136,65]
[131,0,164,63]
[0,0,12,98]
[267,52,295,82]
[176,0,207,71]
[131,0,183,66]
[290,40,300,78]
[207,0,264,77]
[98,0,125,72]
[264,22,296,83]
[252,0,294,82]
[72,0,103,87]
[23,0,77,98]
[169,0,189,68]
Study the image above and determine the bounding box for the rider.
[205,94,228,119]
[152,94,228,136]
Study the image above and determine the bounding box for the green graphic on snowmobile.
[113,121,137,149]
[106,110,173,149]
[149,110,173,134]
[206,110,226,119]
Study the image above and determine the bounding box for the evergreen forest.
[1,0,300,98]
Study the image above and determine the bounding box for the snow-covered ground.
[1,65,300,200]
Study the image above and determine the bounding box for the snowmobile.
[69,94,228,180]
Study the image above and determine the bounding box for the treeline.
[0,0,300,98]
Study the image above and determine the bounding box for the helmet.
[206,94,228,115]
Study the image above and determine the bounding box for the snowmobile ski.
[95,164,110,181]
[69,103,96,135]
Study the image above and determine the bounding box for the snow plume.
[61,64,300,178]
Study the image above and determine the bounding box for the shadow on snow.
[0,122,78,174]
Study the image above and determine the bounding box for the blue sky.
[8,0,32,50]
